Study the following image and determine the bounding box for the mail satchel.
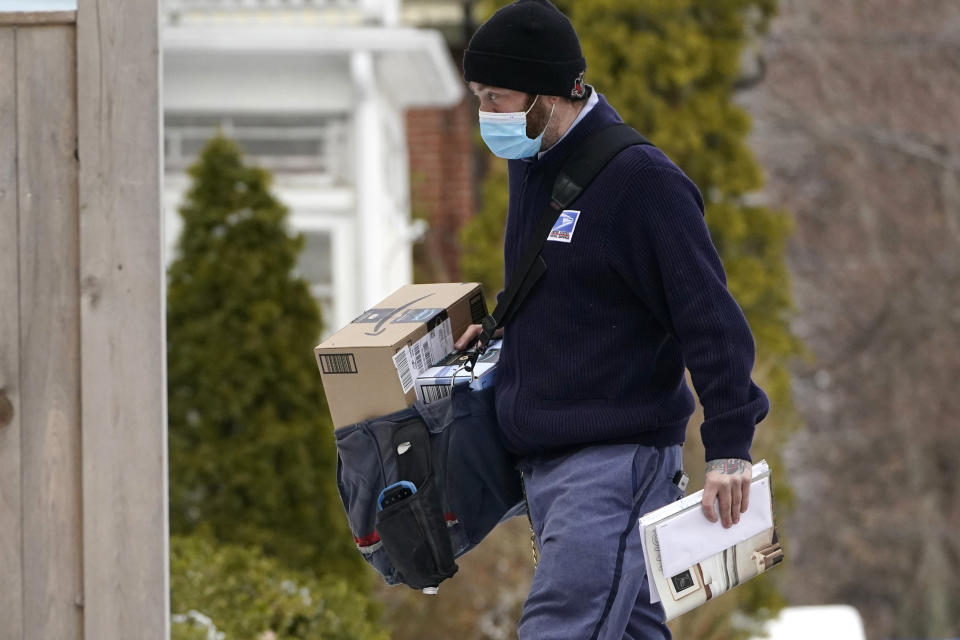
[334,384,524,589]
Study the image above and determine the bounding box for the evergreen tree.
[167,135,362,581]
[458,155,509,309]
[460,1,802,637]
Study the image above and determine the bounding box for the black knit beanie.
[463,0,587,99]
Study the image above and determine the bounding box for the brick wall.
[406,93,478,282]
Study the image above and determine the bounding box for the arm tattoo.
[705,458,749,475]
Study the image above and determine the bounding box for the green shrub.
[171,534,388,640]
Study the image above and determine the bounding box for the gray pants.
[518,443,684,640]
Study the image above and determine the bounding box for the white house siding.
[161,3,462,337]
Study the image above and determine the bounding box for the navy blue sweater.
[494,92,769,462]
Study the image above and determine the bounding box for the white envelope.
[655,476,773,578]
[640,528,663,603]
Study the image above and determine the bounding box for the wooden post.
[76,0,169,638]
[0,20,86,640]
[0,25,24,640]
[0,5,164,638]
[16,24,85,640]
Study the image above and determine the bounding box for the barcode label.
[319,353,358,374]
[392,347,414,393]
[409,341,427,376]
[403,319,455,381]
[419,383,452,405]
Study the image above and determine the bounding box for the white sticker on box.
[409,340,427,377]
[441,319,453,353]
[426,318,453,368]
[408,318,454,377]
[422,336,439,370]
[394,319,455,397]
[392,346,414,394]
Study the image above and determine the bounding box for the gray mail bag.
[334,384,524,589]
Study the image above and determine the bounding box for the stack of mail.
[639,460,784,621]
[414,339,502,405]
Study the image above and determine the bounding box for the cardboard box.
[415,339,501,405]
[315,283,487,428]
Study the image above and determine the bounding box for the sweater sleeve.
[609,165,769,462]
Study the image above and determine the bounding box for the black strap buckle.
[462,350,480,375]
[477,315,498,351]
[464,315,498,374]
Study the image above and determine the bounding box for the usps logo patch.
[547,210,581,243]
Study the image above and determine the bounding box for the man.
[453,1,770,638]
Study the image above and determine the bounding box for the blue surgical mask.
[479,96,555,159]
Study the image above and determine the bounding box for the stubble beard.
[524,95,555,145]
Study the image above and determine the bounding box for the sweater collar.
[537,86,599,159]
[520,89,624,173]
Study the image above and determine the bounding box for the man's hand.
[454,324,483,351]
[454,324,504,351]
[701,458,752,529]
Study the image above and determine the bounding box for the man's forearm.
[705,458,749,475]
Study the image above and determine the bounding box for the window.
[295,230,334,332]
[164,113,350,181]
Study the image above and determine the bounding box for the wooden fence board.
[15,24,83,640]
[77,0,168,637]
[0,12,76,26]
[0,26,24,640]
